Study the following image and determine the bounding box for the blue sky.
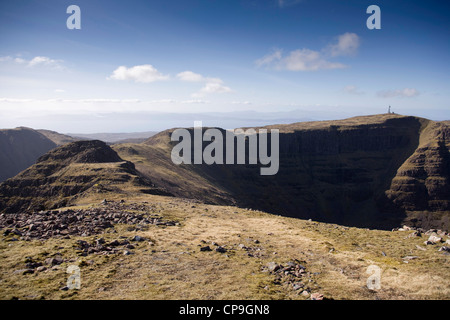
[0,0,449,132]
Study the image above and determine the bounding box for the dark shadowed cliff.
[114,114,450,231]
[0,127,57,182]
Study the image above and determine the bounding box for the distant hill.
[37,129,79,146]
[0,127,57,182]
[67,131,157,143]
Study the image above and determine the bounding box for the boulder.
[266,262,280,273]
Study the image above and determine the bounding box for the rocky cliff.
[386,121,450,229]
[116,114,449,230]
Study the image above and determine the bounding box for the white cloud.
[256,32,359,72]
[28,56,63,68]
[327,33,360,57]
[255,49,282,68]
[108,64,169,83]
[344,85,364,95]
[377,88,420,98]
[176,71,205,82]
[0,55,64,69]
[177,70,232,97]
[193,80,232,98]
[281,49,346,71]
[14,58,27,64]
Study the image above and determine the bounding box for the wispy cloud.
[176,71,205,82]
[28,56,64,69]
[108,64,169,83]
[377,88,420,98]
[277,0,303,8]
[327,33,360,57]
[177,70,232,97]
[256,32,360,71]
[193,81,232,97]
[255,49,282,68]
[280,49,346,71]
[0,55,65,69]
[344,85,364,95]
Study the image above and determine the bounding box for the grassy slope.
[1,192,448,300]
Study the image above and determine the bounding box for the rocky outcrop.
[0,140,168,213]
[386,122,450,229]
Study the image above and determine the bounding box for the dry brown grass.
[1,192,448,300]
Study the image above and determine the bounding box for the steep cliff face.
[117,114,449,230]
[0,127,57,182]
[386,121,450,229]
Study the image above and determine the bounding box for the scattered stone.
[266,262,280,272]
[45,256,63,266]
[0,201,178,241]
[428,233,443,244]
[402,256,418,261]
[407,230,422,238]
[301,290,310,297]
[292,282,304,290]
[438,246,450,252]
[215,246,227,253]
[200,246,212,252]
[109,240,121,247]
[310,293,324,300]
[415,245,426,251]
[131,235,144,242]
[36,266,47,272]
[14,269,34,275]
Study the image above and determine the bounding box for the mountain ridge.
[116,114,450,231]
[1,114,449,231]
[0,140,170,213]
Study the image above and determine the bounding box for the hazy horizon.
[2,109,449,135]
